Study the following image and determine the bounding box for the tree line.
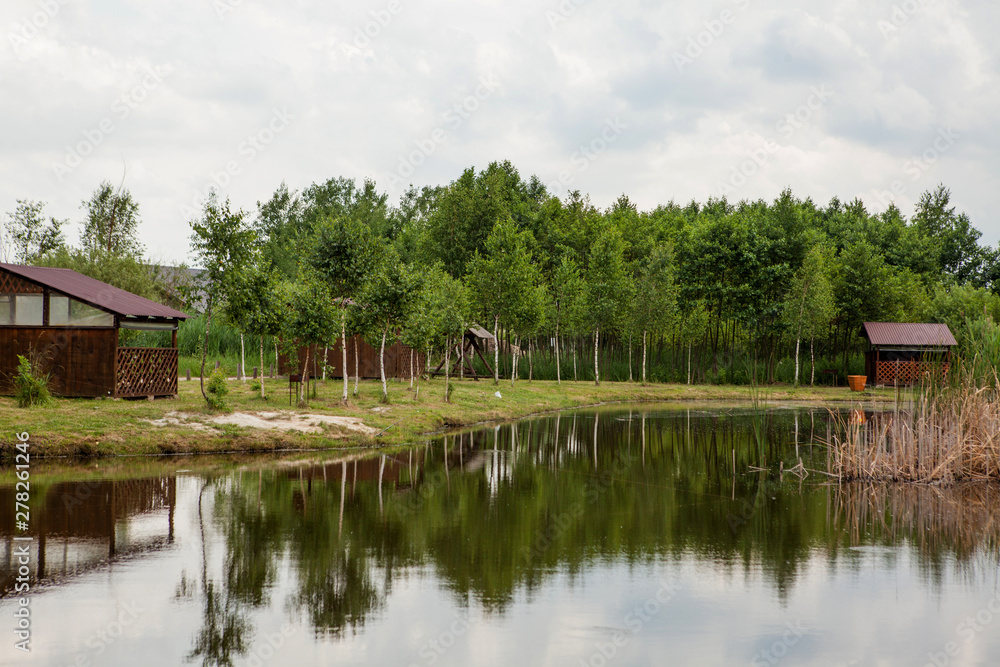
[5,162,999,405]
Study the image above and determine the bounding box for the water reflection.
[1,405,999,666]
[0,477,175,593]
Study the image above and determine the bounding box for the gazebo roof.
[0,263,188,320]
[861,322,957,347]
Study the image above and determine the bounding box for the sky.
[0,0,997,265]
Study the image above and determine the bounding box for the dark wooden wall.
[279,335,426,379]
[0,327,117,397]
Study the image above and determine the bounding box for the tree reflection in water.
[186,406,1000,643]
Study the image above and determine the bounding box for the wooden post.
[253,366,258,379]
[186,368,191,381]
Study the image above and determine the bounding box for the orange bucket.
[847,375,867,392]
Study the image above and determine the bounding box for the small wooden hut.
[0,263,188,398]
[861,322,956,386]
[431,325,497,380]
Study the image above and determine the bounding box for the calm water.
[2,404,999,667]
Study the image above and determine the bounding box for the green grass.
[0,374,909,459]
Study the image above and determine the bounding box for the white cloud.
[1,0,997,264]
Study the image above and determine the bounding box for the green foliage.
[81,181,144,258]
[14,354,52,408]
[205,369,229,410]
[585,225,630,335]
[2,199,65,263]
[467,216,545,339]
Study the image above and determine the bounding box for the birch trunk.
[299,346,310,404]
[555,324,561,385]
[409,348,414,389]
[444,334,451,402]
[794,336,801,387]
[240,333,245,381]
[493,315,500,385]
[687,341,692,385]
[593,328,600,386]
[259,335,265,399]
[379,327,388,401]
[642,330,647,385]
[510,335,519,387]
[528,339,533,382]
[810,337,815,386]
[198,300,213,402]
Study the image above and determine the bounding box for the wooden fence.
[875,360,949,386]
[116,347,179,397]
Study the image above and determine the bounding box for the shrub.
[206,369,229,410]
[14,354,52,408]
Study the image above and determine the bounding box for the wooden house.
[861,322,956,386]
[0,263,188,398]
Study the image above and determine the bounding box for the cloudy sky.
[1,0,997,265]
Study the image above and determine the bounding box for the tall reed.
[826,359,1000,483]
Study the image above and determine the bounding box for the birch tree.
[309,216,378,403]
[783,245,835,386]
[585,226,630,385]
[189,194,257,405]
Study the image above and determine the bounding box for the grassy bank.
[1,375,902,458]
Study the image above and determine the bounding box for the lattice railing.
[0,271,43,293]
[116,348,178,397]
[875,360,949,386]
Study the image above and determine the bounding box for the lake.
[2,404,999,666]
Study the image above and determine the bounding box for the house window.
[14,295,44,325]
[0,295,11,325]
[48,295,114,327]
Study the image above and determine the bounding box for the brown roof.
[0,263,188,320]
[861,322,957,347]
[467,324,496,340]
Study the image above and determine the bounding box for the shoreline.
[0,378,905,459]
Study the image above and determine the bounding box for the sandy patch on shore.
[145,411,377,436]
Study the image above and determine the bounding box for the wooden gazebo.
[861,322,956,386]
[0,263,188,398]
[431,325,497,380]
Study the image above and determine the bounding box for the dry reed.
[827,363,1000,483]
